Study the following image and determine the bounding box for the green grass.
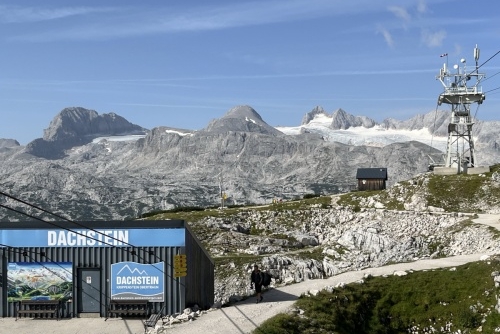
[294,247,325,262]
[336,190,380,210]
[487,225,500,239]
[426,174,484,212]
[255,257,500,334]
[332,163,500,213]
[425,164,500,213]
[144,206,239,221]
[142,195,334,222]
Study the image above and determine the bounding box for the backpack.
[261,272,272,287]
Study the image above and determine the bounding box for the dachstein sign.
[111,261,165,301]
[0,228,185,247]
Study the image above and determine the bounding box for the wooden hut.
[356,168,388,191]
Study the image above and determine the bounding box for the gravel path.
[2,214,499,334]
[162,253,494,334]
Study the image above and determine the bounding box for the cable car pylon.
[432,45,491,175]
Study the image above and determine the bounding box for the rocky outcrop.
[475,120,500,150]
[25,107,147,159]
[0,139,20,148]
[386,110,450,136]
[203,105,283,136]
[42,107,146,141]
[352,171,500,214]
[301,106,329,125]
[192,206,500,305]
[330,108,377,129]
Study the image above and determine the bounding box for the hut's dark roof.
[356,168,388,180]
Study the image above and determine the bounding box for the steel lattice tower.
[436,45,485,173]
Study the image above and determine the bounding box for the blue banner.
[0,228,185,247]
[111,261,165,301]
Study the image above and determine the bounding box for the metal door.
[78,268,101,313]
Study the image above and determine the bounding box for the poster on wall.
[111,261,164,302]
[7,262,73,302]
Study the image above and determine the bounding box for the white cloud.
[421,29,446,47]
[417,0,427,14]
[377,25,395,48]
[6,0,389,42]
[388,6,411,22]
[0,5,116,23]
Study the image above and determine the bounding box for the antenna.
[474,44,480,67]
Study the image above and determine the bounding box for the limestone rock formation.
[0,139,20,148]
[0,105,498,221]
[25,107,147,159]
[330,108,377,129]
[204,105,283,136]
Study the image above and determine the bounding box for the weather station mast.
[433,45,490,175]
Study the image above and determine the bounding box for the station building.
[0,220,214,318]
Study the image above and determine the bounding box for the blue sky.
[1,0,499,144]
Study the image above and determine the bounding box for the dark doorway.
[77,268,101,314]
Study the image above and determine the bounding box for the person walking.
[250,264,264,303]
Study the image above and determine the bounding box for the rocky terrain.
[1,105,500,333]
[151,166,500,306]
[1,105,499,222]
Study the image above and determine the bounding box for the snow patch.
[92,134,146,143]
[165,129,193,137]
[307,113,332,126]
[245,117,256,124]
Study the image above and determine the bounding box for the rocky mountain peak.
[330,108,377,130]
[43,107,145,141]
[0,138,20,148]
[203,105,283,136]
[224,105,264,121]
[26,107,147,159]
[301,106,329,125]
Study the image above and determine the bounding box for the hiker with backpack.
[250,264,264,303]
[250,265,272,303]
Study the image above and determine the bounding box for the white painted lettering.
[104,230,112,245]
[57,231,67,246]
[87,231,96,246]
[77,231,86,246]
[117,230,128,245]
[116,276,159,285]
[48,231,56,246]
[45,229,130,247]
[67,231,76,246]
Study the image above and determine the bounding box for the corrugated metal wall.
[0,245,185,317]
[184,223,214,309]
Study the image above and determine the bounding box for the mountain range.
[0,105,499,221]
